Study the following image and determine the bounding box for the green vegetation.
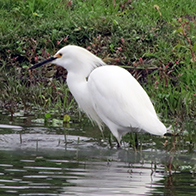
[0,0,195,136]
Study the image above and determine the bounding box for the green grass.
[0,67,75,117]
[0,0,196,132]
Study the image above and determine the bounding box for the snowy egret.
[29,45,167,144]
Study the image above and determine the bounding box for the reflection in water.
[64,161,164,195]
[0,123,195,195]
[0,148,166,196]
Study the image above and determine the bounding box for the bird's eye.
[54,53,63,58]
[58,53,63,57]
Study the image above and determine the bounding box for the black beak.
[29,56,57,70]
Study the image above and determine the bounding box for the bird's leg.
[108,134,121,148]
[115,138,121,149]
[134,133,138,149]
[108,134,113,148]
[117,140,121,149]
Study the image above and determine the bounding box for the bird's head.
[29,45,105,76]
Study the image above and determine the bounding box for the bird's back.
[88,65,166,138]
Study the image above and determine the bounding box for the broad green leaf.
[63,114,71,123]
[45,113,51,119]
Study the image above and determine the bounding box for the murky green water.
[0,112,195,195]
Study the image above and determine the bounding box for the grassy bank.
[0,0,196,130]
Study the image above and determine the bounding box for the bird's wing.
[88,65,166,135]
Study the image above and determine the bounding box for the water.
[0,113,195,195]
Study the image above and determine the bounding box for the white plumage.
[30,45,167,144]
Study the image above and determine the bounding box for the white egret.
[29,45,167,144]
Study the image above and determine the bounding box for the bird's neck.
[66,72,89,108]
[66,71,103,129]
